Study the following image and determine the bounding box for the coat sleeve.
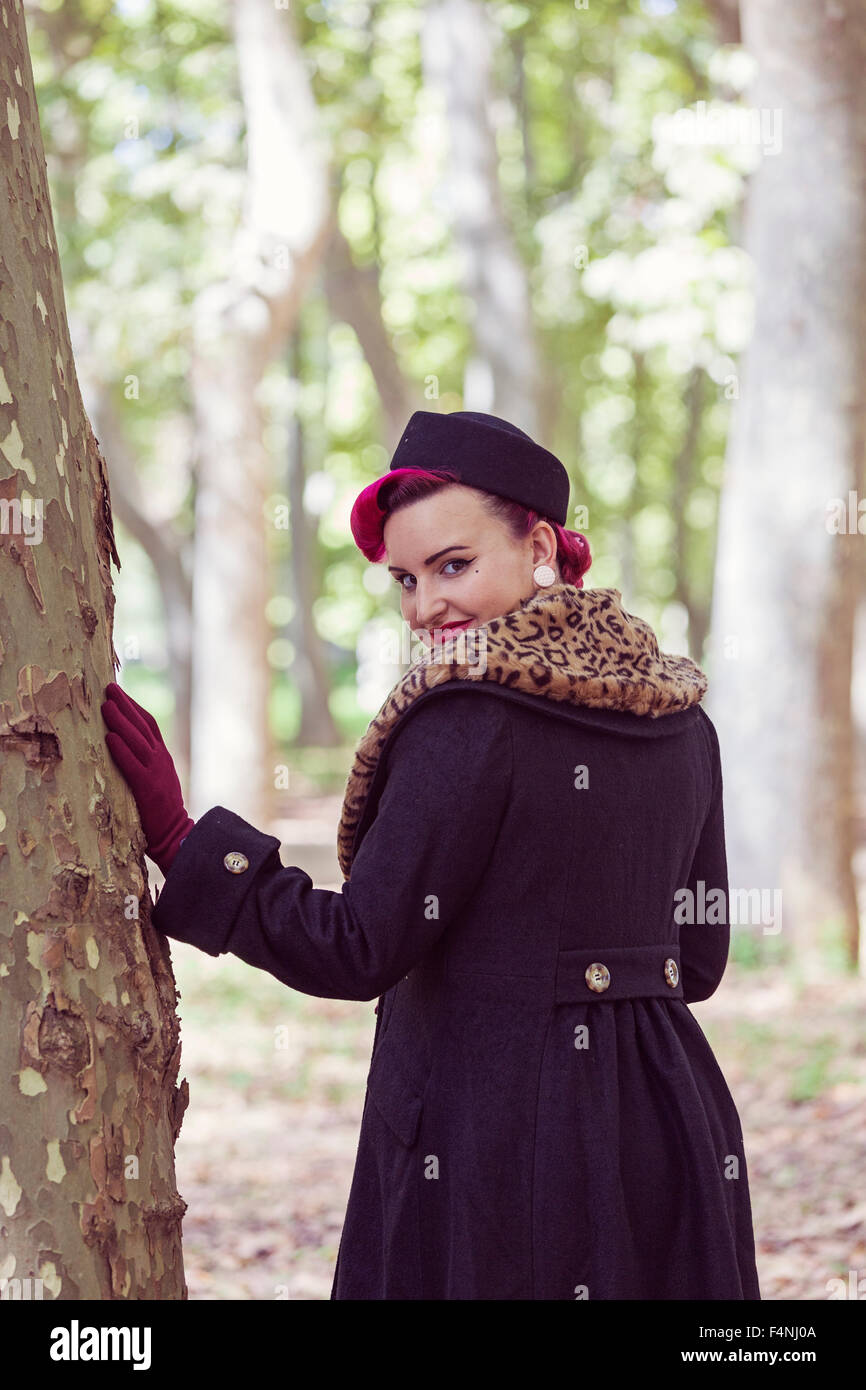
[679,710,730,1005]
[149,690,514,1000]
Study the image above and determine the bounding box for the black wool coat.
[150,680,761,1301]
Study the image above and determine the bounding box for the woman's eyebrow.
[388,545,472,573]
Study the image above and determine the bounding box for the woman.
[102,408,761,1300]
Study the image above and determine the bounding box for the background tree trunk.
[0,8,187,1297]
[285,331,340,748]
[422,0,541,434]
[709,0,866,968]
[188,0,332,823]
[322,218,420,442]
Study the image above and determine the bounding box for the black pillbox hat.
[388,410,571,525]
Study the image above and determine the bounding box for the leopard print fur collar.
[336,582,707,878]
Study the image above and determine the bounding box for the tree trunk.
[188,0,332,823]
[422,0,541,434]
[709,0,866,968]
[322,219,420,443]
[285,332,340,748]
[0,9,187,1297]
[671,366,712,662]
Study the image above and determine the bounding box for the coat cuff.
[150,805,283,956]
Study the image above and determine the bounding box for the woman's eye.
[393,558,471,591]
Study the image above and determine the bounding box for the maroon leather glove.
[101,681,194,876]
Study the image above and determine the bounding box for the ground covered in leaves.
[160,797,866,1302]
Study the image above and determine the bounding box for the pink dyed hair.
[350,466,592,587]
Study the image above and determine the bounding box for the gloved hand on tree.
[101,681,194,876]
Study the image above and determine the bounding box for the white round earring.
[533,564,556,587]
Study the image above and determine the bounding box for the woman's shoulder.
[382,683,514,765]
[389,682,514,731]
[380,679,716,773]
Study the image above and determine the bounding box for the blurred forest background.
[18,0,866,1297]
[31,0,764,807]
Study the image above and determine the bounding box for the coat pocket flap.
[366,1040,424,1148]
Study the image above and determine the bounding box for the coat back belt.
[555,943,683,1003]
[448,945,684,1005]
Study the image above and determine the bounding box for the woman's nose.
[412,582,447,632]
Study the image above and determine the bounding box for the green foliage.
[32,0,756,730]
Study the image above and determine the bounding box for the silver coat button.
[223,851,249,874]
[664,957,679,987]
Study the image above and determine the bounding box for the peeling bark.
[0,0,187,1297]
